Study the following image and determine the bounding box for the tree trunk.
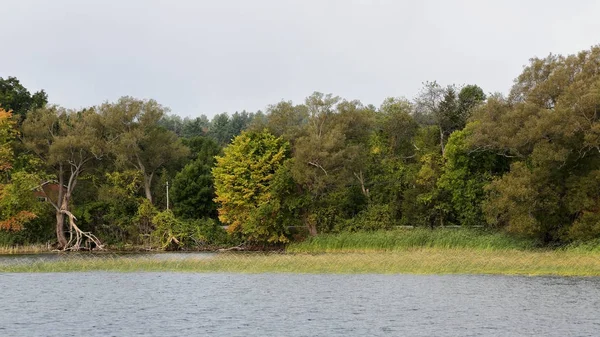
[55,211,67,248]
[307,223,318,236]
[439,127,445,156]
[303,210,318,236]
[143,173,153,204]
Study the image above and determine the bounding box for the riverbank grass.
[2,249,600,276]
[287,228,538,253]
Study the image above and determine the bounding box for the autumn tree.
[212,131,290,243]
[0,108,39,231]
[0,108,15,173]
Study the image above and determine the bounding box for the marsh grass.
[287,228,538,253]
[2,249,600,276]
[0,244,50,254]
[2,229,600,276]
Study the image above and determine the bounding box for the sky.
[2,0,599,118]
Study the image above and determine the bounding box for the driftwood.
[217,245,245,252]
[61,210,104,251]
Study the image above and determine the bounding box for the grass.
[1,249,600,276]
[0,244,50,254]
[287,228,538,253]
[2,229,600,276]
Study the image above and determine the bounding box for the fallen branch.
[217,245,245,252]
[60,210,104,251]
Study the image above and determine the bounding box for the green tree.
[365,98,419,224]
[256,101,309,142]
[415,82,485,156]
[437,127,509,227]
[101,97,189,204]
[471,45,600,243]
[22,106,106,249]
[172,137,220,220]
[0,76,47,120]
[291,93,374,235]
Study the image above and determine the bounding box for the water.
[1,271,599,337]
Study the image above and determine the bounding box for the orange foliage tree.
[0,108,39,231]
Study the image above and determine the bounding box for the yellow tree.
[0,108,15,172]
[212,131,290,243]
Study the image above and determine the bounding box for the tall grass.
[287,228,538,253]
[2,249,600,276]
[0,244,50,254]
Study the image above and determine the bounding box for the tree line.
[1,45,600,250]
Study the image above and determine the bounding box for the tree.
[437,127,509,227]
[22,106,105,249]
[414,82,485,156]
[0,76,47,120]
[0,108,16,172]
[182,115,210,138]
[101,97,189,204]
[291,93,374,235]
[257,101,309,142]
[0,108,42,232]
[365,98,419,223]
[172,137,220,220]
[470,45,600,243]
[212,131,290,243]
[206,111,255,146]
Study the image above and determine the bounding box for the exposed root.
[61,210,104,251]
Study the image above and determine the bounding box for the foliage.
[151,210,216,250]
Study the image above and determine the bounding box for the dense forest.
[1,45,600,250]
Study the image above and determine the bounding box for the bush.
[340,204,395,232]
[151,210,232,250]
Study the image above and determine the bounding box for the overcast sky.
[2,0,599,118]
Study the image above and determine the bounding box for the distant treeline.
[1,45,600,249]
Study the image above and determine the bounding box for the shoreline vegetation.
[2,229,600,276]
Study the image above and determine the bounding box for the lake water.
[1,260,600,336]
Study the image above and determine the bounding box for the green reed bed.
[286,228,537,253]
[2,249,600,276]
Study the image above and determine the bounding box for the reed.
[0,244,50,254]
[2,249,600,276]
[287,228,537,253]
